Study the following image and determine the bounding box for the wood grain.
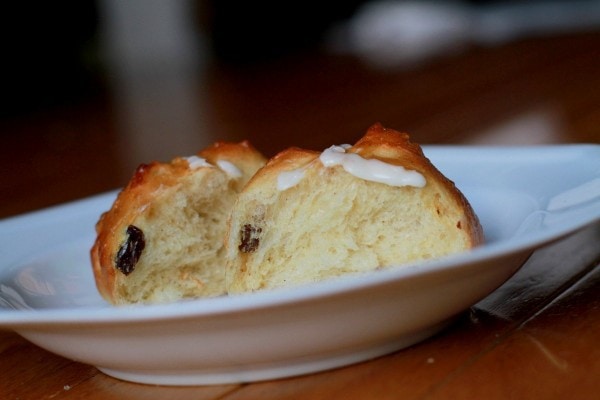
[1,30,599,399]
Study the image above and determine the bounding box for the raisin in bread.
[225,123,484,293]
[91,141,267,304]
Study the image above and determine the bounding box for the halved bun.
[225,123,484,292]
[91,141,267,304]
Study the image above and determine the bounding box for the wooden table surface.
[1,30,599,399]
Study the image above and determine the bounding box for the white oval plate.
[1,145,599,386]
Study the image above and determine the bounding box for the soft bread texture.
[91,141,267,304]
[225,123,484,293]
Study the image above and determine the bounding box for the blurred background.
[1,0,600,218]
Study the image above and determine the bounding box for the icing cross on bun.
[225,123,484,292]
[91,141,267,304]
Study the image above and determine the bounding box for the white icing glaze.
[216,160,242,178]
[319,145,426,188]
[277,168,306,191]
[185,156,212,169]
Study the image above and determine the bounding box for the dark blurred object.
[0,2,102,118]
[204,0,366,65]
[327,0,600,69]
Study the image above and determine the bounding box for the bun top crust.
[245,123,433,186]
[200,140,268,189]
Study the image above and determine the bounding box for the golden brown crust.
[350,122,425,167]
[200,140,267,172]
[248,146,319,181]
[199,140,260,159]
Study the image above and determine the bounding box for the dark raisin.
[239,224,262,253]
[115,225,146,275]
